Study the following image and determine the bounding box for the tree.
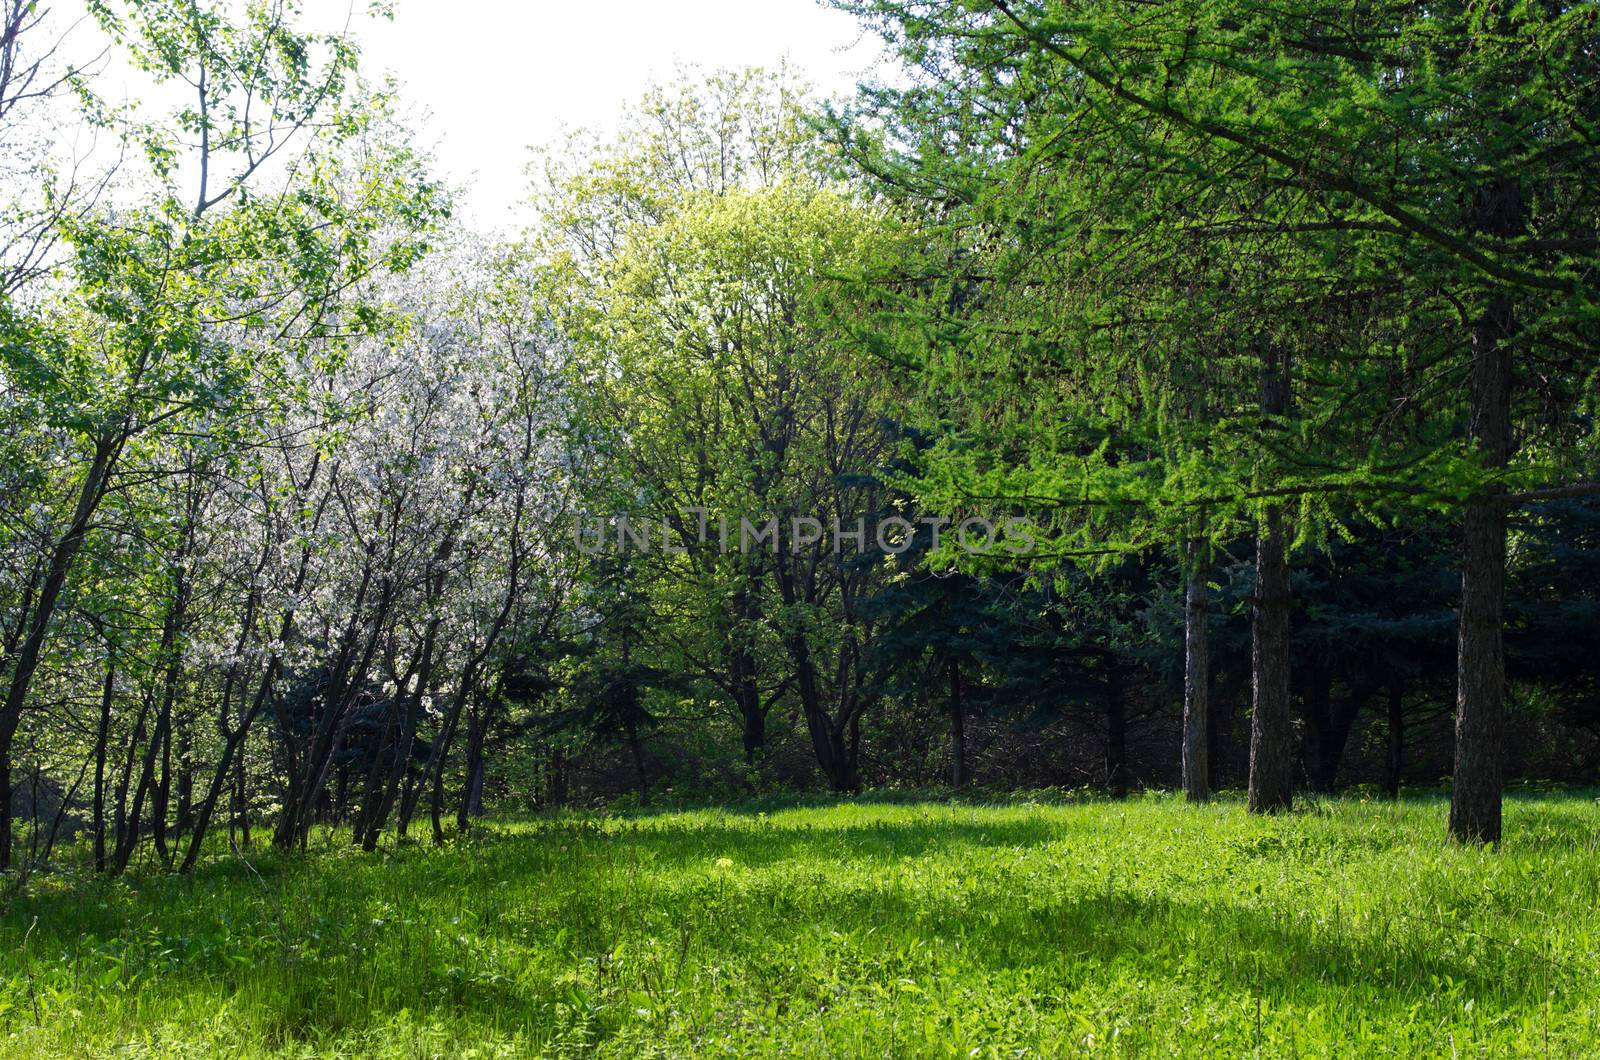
[541,69,903,792]
[0,0,443,869]
[832,0,1600,839]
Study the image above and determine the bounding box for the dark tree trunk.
[114,694,172,875]
[234,748,250,849]
[417,682,468,842]
[464,747,485,818]
[352,700,400,851]
[0,437,116,870]
[278,565,389,852]
[625,717,649,805]
[464,706,487,822]
[1318,701,1364,795]
[180,723,251,873]
[739,693,765,764]
[175,713,193,835]
[1451,172,1518,843]
[0,740,9,875]
[185,654,274,869]
[1105,656,1128,797]
[732,585,765,763]
[1303,668,1369,794]
[1209,674,1235,790]
[1248,505,1294,813]
[1249,343,1294,814]
[1385,678,1405,799]
[948,658,967,788]
[1301,661,1335,793]
[93,661,113,872]
[110,697,146,868]
[152,711,171,864]
[772,531,861,793]
[396,770,419,840]
[784,625,859,792]
[547,745,567,809]
[1453,489,1508,839]
[1182,537,1210,802]
[362,649,438,850]
[444,701,486,841]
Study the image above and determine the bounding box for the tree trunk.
[179,689,267,874]
[0,436,116,870]
[461,705,487,824]
[1302,661,1334,793]
[547,745,567,809]
[1385,678,1405,799]
[113,694,172,875]
[626,717,649,805]
[179,733,239,874]
[110,697,146,868]
[1450,175,1519,845]
[1451,310,1512,842]
[1316,701,1362,795]
[1249,343,1294,814]
[1303,669,1369,795]
[1182,537,1210,802]
[948,658,967,788]
[1248,505,1294,813]
[0,739,9,875]
[234,748,250,850]
[175,713,193,835]
[93,660,114,872]
[464,745,485,818]
[1105,656,1128,797]
[732,587,765,764]
[152,711,171,865]
[1209,674,1234,790]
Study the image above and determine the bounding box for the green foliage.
[829,0,1600,562]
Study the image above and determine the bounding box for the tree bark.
[463,742,485,818]
[1248,505,1294,812]
[1301,661,1335,793]
[625,717,649,805]
[1385,678,1405,799]
[732,583,765,763]
[0,742,9,875]
[110,696,146,869]
[174,713,193,835]
[1248,344,1295,814]
[1303,668,1369,794]
[547,745,567,809]
[1105,655,1128,797]
[1451,321,1512,842]
[93,661,113,872]
[0,436,116,870]
[234,748,250,850]
[1182,537,1210,802]
[1450,172,1519,845]
[948,658,967,788]
[152,711,171,865]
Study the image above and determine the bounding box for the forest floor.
[2,791,1599,1057]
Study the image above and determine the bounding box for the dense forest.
[1,0,1597,894]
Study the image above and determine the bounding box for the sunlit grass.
[4,791,1599,1056]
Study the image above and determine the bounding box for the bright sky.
[310,0,887,227]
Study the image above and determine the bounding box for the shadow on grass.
[3,795,1592,1047]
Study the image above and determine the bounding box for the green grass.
[4,792,1600,1056]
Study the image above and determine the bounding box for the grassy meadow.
[3,792,1599,1057]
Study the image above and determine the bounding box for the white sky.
[308,0,887,227]
[38,1,887,229]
